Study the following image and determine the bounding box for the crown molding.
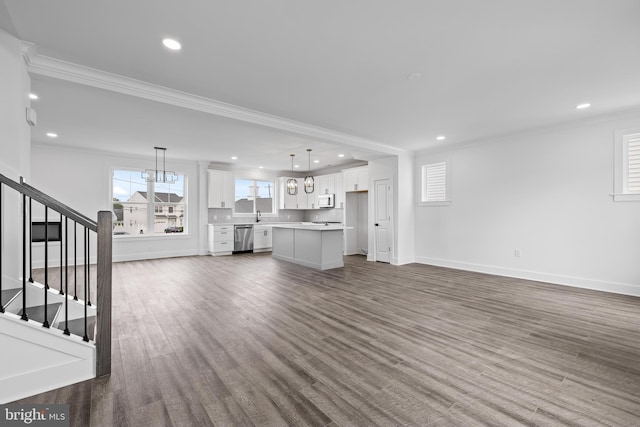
[21,41,404,157]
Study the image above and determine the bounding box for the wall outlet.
[514,249,521,257]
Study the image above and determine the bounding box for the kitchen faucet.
[256,210,261,223]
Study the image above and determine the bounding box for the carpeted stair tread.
[18,302,62,325]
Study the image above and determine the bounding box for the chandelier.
[304,148,314,194]
[286,154,298,195]
[143,147,176,184]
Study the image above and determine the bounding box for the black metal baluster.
[21,192,27,321]
[83,227,89,342]
[87,231,91,307]
[0,184,3,313]
[59,216,64,295]
[45,207,49,291]
[28,198,33,283]
[43,207,49,328]
[63,217,69,335]
[73,221,78,300]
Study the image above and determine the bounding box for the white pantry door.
[374,179,391,263]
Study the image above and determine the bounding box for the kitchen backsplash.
[304,208,344,223]
[208,208,343,224]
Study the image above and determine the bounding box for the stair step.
[57,316,96,341]
[18,303,62,325]
[1,288,22,310]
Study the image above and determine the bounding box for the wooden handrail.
[0,174,112,378]
[0,174,97,231]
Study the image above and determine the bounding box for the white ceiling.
[4,0,640,171]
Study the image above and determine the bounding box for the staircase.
[0,173,112,403]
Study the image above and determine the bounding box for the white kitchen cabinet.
[303,174,339,209]
[208,170,234,208]
[316,174,336,195]
[207,224,234,256]
[254,225,273,252]
[279,177,310,209]
[343,166,368,192]
[334,173,344,208]
[279,177,298,209]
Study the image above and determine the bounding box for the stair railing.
[0,173,112,377]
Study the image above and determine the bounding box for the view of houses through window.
[234,178,275,214]
[112,169,186,235]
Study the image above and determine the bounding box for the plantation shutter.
[422,162,447,202]
[628,137,640,193]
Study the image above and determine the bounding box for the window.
[234,178,275,214]
[420,162,450,205]
[614,130,640,202]
[112,169,187,235]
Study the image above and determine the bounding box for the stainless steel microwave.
[318,193,335,208]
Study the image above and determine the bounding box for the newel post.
[96,211,112,377]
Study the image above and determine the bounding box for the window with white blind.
[420,161,450,206]
[625,137,640,193]
[614,130,640,202]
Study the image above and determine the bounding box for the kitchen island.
[271,224,345,270]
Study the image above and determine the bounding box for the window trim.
[613,129,640,202]
[232,177,278,217]
[418,160,451,207]
[111,167,189,237]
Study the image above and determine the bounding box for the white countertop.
[271,224,347,231]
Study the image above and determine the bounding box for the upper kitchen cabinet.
[343,166,368,192]
[279,177,306,209]
[208,170,234,208]
[316,174,336,195]
[334,173,344,208]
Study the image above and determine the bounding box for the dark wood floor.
[14,253,640,426]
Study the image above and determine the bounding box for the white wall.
[31,144,203,264]
[0,28,31,280]
[414,112,640,296]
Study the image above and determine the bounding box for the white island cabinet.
[254,225,273,252]
[271,224,345,270]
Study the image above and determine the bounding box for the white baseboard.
[392,256,415,266]
[113,248,199,263]
[415,256,640,297]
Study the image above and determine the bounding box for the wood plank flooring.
[12,253,640,426]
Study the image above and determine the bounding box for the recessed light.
[231,156,238,160]
[576,103,591,110]
[313,160,320,164]
[338,154,345,158]
[258,166,264,169]
[407,72,422,81]
[29,93,38,100]
[294,165,299,168]
[162,38,182,51]
[46,132,58,138]
[436,135,446,141]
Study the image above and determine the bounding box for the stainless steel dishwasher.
[233,224,254,253]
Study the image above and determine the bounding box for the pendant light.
[143,147,176,184]
[304,148,314,194]
[286,154,298,195]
